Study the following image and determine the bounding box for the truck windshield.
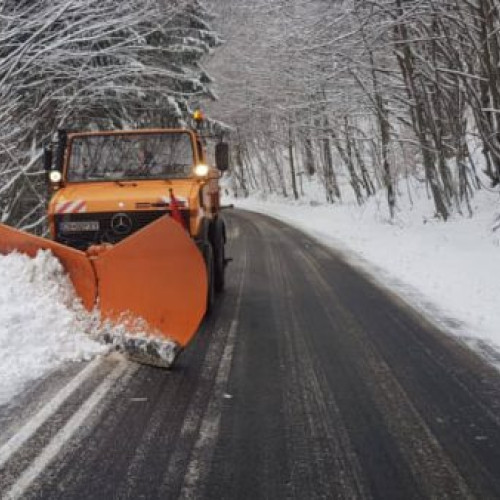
[67,133,195,182]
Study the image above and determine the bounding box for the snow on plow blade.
[0,223,97,310]
[0,216,207,367]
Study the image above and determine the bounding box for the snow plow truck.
[0,122,230,368]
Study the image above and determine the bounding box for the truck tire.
[211,219,226,293]
[202,241,215,314]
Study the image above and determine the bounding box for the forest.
[206,0,500,222]
[1,0,500,230]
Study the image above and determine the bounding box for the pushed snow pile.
[0,251,107,405]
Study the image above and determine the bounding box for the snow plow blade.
[0,216,207,368]
[91,216,208,351]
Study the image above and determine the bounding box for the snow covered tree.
[0,0,220,231]
[207,0,500,220]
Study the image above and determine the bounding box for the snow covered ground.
[227,178,500,368]
[0,251,107,406]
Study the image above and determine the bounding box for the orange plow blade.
[91,216,207,348]
[0,217,207,367]
[0,224,97,310]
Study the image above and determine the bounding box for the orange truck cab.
[47,129,227,249]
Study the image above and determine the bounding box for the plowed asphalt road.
[1,209,500,500]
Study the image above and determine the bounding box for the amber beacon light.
[193,109,205,123]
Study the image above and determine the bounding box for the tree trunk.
[288,121,299,200]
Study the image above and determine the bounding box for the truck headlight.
[49,170,62,183]
[194,164,209,177]
[194,163,210,177]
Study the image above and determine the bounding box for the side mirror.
[43,146,53,172]
[215,142,230,172]
[55,129,67,172]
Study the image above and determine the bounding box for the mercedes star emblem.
[110,213,133,235]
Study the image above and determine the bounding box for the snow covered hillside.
[0,251,106,406]
[227,179,500,368]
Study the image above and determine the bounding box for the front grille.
[55,210,189,250]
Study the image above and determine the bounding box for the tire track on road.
[0,356,104,471]
[3,356,133,500]
[264,218,370,499]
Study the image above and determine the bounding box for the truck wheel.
[212,220,226,293]
[203,242,215,314]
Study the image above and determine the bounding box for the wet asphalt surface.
[1,209,500,500]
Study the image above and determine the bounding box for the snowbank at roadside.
[0,251,107,406]
[227,183,500,366]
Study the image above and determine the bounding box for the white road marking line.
[178,250,247,499]
[3,359,131,500]
[0,356,104,470]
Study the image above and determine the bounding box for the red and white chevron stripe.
[55,200,87,214]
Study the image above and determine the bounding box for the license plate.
[60,221,99,232]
